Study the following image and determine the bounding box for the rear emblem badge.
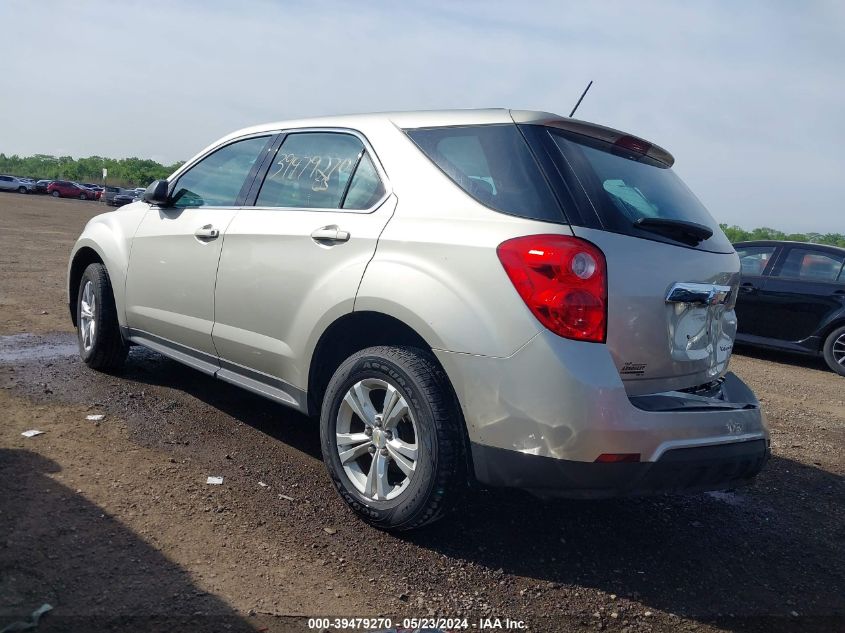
[620,362,647,376]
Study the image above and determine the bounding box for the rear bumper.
[471,438,769,497]
[435,329,769,495]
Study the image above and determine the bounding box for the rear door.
[527,123,741,395]
[212,130,394,401]
[124,134,273,368]
[759,246,845,344]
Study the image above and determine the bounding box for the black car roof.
[734,240,845,256]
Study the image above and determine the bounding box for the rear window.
[405,124,562,222]
[543,128,733,252]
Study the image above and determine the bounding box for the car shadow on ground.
[404,454,845,631]
[0,449,258,633]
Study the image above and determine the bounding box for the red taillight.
[595,453,641,463]
[496,234,607,343]
[614,135,652,155]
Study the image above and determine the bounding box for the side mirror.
[143,180,170,206]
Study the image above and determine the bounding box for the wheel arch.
[307,309,476,484]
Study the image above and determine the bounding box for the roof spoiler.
[511,112,675,167]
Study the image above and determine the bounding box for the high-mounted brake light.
[497,235,607,343]
[614,135,652,155]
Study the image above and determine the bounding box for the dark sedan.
[111,189,141,207]
[734,240,845,376]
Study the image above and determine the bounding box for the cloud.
[1,0,842,231]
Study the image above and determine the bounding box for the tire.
[18,186,27,194]
[51,190,60,197]
[822,325,845,377]
[79,193,86,200]
[320,345,465,531]
[76,263,128,372]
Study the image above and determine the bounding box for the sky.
[1,0,843,232]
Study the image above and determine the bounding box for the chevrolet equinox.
[68,109,770,530]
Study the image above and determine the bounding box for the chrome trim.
[666,282,732,306]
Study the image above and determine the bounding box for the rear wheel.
[822,325,845,377]
[79,193,86,200]
[320,346,465,531]
[51,190,60,197]
[76,263,128,372]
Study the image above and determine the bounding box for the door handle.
[194,225,219,240]
[310,226,350,243]
[833,289,845,296]
[738,282,757,294]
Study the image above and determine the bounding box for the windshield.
[544,128,733,252]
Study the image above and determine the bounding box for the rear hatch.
[518,117,739,395]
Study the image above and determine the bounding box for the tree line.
[719,224,844,248]
[0,153,184,188]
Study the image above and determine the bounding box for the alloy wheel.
[335,378,419,501]
[79,280,97,352]
[834,332,845,366]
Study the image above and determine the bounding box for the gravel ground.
[0,193,843,632]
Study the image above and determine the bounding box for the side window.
[775,248,845,282]
[171,136,270,208]
[736,246,777,276]
[406,125,561,222]
[256,132,369,209]
[342,153,385,209]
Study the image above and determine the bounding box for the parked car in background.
[68,109,769,530]
[35,180,53,194]
[79,185,102,200]
[735,240,845,376]
[47,181,98,200]
[111,188,141,207]
[0,175,35,194]
[102,186,122,205]
[82,183,105,193]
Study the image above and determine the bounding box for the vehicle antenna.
[569,80,593,118]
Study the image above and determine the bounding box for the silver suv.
[68,110,769,530]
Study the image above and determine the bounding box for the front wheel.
[18,186,27,194]
[320,346,465,531]
[823,325,845,377]
[76,263,128,371]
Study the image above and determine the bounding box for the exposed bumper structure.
[435,330,769,496]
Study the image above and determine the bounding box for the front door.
[124,134,273,367]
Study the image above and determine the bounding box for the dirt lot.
[1,193,843,632]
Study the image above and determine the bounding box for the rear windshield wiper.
[634,217,713,246]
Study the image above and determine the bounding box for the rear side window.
[257,132,374,210]
[544,128,733,252]
[405,124,562,222]
[736,246,777,276]
[776,248,845,282]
